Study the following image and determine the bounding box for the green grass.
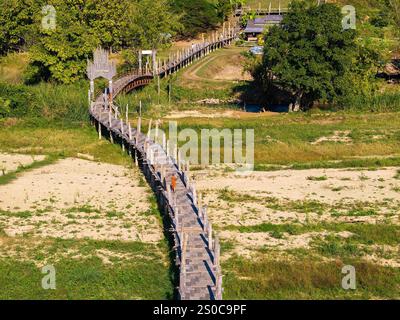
[222,256,400,299]
[223,222,400,246]
[0,210,33,218]
[0,119,133,166]
[331,209,378,217]
[307,175,328,181]
[156,111,400,169]
[0,236,174,300]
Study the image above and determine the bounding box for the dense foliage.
[252,1,382,111]
[171,0,241,38]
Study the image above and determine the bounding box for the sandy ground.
[0,158,163,243]
[164,109,276,119]
[0,153,45,175]
[311,130,353,145]
[194,167,400,207]
[191,167,400,265]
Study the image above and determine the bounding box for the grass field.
[0,121,175,300]
[0,236,173,299]
[160,110,400,170]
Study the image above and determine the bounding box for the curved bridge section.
[89,32,236,300]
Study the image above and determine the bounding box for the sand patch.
[362,245,400,268]
[0,153,46,175]
[191,167,400,227]
[194,167,400,205]
[0,158,163,243]
[311,130,352,145]
[163,109,277,120]
[164,110,238,119]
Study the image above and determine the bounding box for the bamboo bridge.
[88,29,237,300]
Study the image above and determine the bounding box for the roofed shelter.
[244,14,284,41]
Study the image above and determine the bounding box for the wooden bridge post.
[88,89,91,108]
[203,206,208,231]
[104,89,108,109]
[192,184,197,206]
[166,140,170,157]
[138,51,142,75]
[173,145,178,167]
[162,133,166,151]
[167,183,171,203]
[198,192,203,215]
[216,273,223,300]
[120,119,125,152]
[180,231,188,298]
[208,223,212,250]
[177,149,181,171]
[214,236,220,270]
[152,49,157,76]
[155,120,159,144]
[147,119,153,140]
[98,121,102,140]
[136,102,142,143]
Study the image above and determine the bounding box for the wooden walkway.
[89,31,236,300]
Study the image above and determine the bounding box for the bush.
[0,83,36,118]
[0,81,88,121]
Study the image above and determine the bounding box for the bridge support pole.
[98,121,102,140]
[208,223,212,249]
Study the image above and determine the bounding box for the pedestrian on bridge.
[171,174,177,193]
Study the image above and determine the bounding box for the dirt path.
[181,48,252,83]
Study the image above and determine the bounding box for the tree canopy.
[253,1,380,110]
[0,0,240,83]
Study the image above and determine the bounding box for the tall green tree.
[26,0,180,84]
[0,0,42,55]
[255,1,374,111]
[171,0,222,38]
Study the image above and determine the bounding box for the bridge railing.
[88,25,236,301]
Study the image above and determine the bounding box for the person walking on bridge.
[171,174,177,193]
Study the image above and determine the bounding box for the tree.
[125,0,181,49]
[389,0,400,35]
[171,0,222,38]
[255,1,366,111]
[26,0,180,84]
[0,0,42,55]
